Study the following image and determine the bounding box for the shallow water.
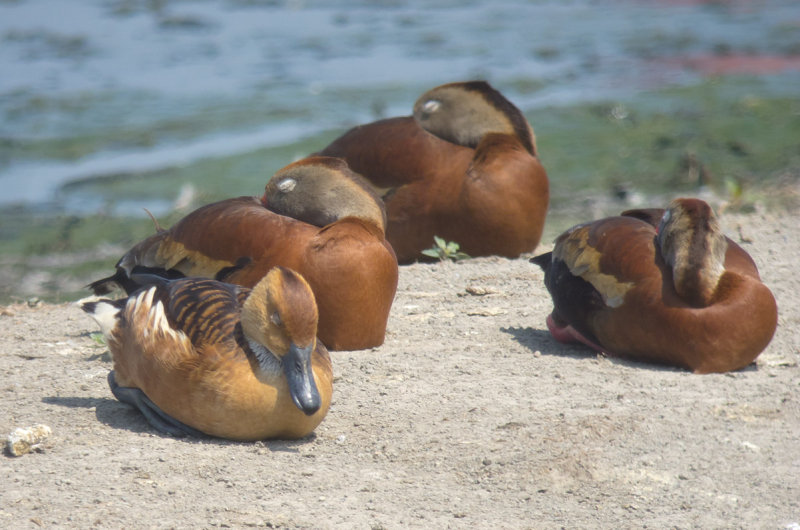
[1,0,799,214]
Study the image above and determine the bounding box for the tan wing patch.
[154,238,236,277]
[554,226,634,308]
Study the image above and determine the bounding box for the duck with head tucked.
[88,156,398,351]
[81,267,333,440]
[317,80,550,263]
[531,198,777,374]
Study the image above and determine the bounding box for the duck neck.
[245,336,283,375]
[240,281,283,375]
[326,215,387,239]
[331,204,386,234]
[472,132,533,162]
[659,215,728,307]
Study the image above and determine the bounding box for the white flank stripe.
[86,301,120,338]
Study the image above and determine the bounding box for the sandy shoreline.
[1,209,799,528]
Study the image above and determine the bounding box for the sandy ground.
[1,209,799,529]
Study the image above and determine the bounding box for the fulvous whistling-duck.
[531,198,778,374]
[81,267,333,440]
[317,80,550,263]
[88,156,398,351]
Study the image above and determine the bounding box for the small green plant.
[89,331,107,347]
[421,236,471,262]
[87,331,112,362]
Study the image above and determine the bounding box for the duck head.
[263,156,387,232]
[657,198,728,308]
[412,80,537,155]
[241,266,322,415]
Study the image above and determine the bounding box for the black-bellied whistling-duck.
[81,267,333,440]
[531,198,777,374]
[88,156,398,351]
[317,80,549,263]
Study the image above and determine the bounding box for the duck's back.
[319,116,474,189]
[594,266,777,373]
[321,118,549,261]
[137,196,314,286]
[108,280,244,411]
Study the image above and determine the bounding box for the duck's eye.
[421,99,441,116]
[277,178,296,193]
[270,312,282,326]
[658,209,672,234]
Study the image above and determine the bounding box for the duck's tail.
[529,252,552,270]
[86,269,128,296]
[78,296,125,338]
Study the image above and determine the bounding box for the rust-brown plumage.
[317,81,550,263]
[89,156,398,351]
[531,198,777,374]
[81,267,333,440]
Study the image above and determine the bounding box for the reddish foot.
[545,313,608,354]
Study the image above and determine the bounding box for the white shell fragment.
[6,424,52,457]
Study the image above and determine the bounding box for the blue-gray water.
[2,0,799,214]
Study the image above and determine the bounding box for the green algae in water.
[57,130,341,210]
[65,78,800,214]
[535,76,800,199]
